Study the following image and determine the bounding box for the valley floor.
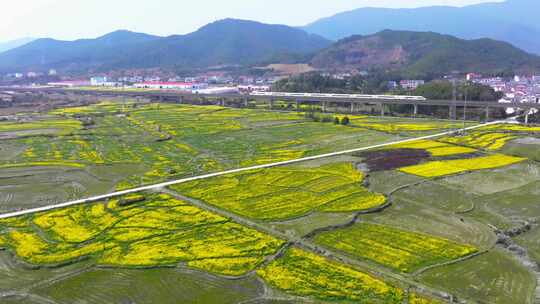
[0,100,539,303]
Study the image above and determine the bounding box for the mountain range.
[303,0,540,55]
[311,30,540,78]
[0,19,330,73]
[1,1,539,77]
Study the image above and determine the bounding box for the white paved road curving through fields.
[0,120,505,219]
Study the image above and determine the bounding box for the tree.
[341,116,350,126]
[413,81,502,101]
[334,117,340,124]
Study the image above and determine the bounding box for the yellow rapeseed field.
[400,154,527,178]
[0,119,82,135]
[172,162,386,220]
[0,162,86,170]
[315,222,477,273]
[440,132,518,151]
[0,193,285,276]
[257,247,403,303]
[479,124,540,133]
[390,140,477,156]
[8,230,49,258]
[350,119,464,134]
[409,293,444,304]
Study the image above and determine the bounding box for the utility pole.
[463,82,468,132]
[451,78,457,121]
[122,72,127,113]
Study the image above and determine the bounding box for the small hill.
[0,30,161,73]
[0,20,331,73]
[310,30,540,78]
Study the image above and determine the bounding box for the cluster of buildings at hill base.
[466,73,540,104]
[46,76,272,94]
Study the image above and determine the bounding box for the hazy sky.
[0,0,502,41]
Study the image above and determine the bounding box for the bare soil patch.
[360,149,430,171]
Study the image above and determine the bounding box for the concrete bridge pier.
[449,104,457,120]
[296,100,300,112]
[322,101,328,113]
[243,97,249,108]
[485,106,490,122]
[525,112,529,124]
[413,104,418,117]
[269,98,274,109]
[380,104,385,117]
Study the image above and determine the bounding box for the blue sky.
[1,0,502,41]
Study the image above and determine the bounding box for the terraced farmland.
[172,162,386,220]
[0,193,285,276]
[257,247,404,303]
[439,132,518,151]
[0,102,405,211]
[1,100,540,304]
[315,222,477,273]
[389,139,477,156]
[399,154,526,177]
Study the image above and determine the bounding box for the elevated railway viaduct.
[3,87,539,122]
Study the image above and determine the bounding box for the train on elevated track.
[250,91,427,101]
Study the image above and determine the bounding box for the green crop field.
[172,162,386,221]
[0,100,539,303]
[315,222,477,273]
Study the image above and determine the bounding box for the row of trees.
[304,111,350,125]
[413,81,503,101]
[273,72,396,94]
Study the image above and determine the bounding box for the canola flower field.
[349,117,469,134]
[409,293,444,304]
[172,162,387,221]
[381,125,535,179]
[1,100,539,303]
[2,102,423,191]
[439,132,518,151]
[0,193,285,276]
[315,222,477,273]
[0,186,422,303]
[399,154,526,178]
[389,139,477,157]
[478,123,540,133]
[0,118,82,135]
[257,247,404,303]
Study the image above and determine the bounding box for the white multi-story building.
[400,80,425,90]
[90,76,108,86]
[48,80,92,87]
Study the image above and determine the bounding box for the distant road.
[0,120,504,219]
